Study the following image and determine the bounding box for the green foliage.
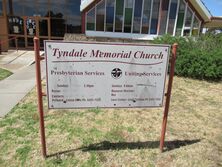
[81,152,100,167]
[16,146,31,165]
[87,108,102,114]
[152,34,222,81]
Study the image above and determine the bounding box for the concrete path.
[0,50,36,72]
[0,50,45,117]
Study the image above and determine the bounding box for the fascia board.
[190,0,212,21]
[80,0,95,12]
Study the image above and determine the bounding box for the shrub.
[152,34,222,81]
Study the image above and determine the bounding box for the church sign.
[35,39,177,157]
[45,41,170,109]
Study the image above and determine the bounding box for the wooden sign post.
[34,37,177,158]
[34,37,47,158]
[160,43,178,152]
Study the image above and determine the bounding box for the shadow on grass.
[46,139,201,158]
[80,139,201,152]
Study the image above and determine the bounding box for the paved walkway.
[0,50,45,117]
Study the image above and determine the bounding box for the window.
[23,0,37,16]
[8,16,24,35]
[37,0,49,17]
[106,0,115,32]
[115,0,124,32]
[8,37,25,48]
[175,0,185,36]
[65,0,81,33]
[141,0,152,34]
[87,8,95,31]
[66,17,81,33]
[66,0,81,18]
[183,7,193,36]
[167,0,178,35]
[96,0,105,31]
[39,19,48,36]
[124,0,133,33]
[84,0,201,38]
[0,0,3,16]
[50,0,82,35]
[50,0,66,18]
[49,0,81,20]
[27,37,34,46]
[50,18,66,37]
[159,0,170,35]
[7,0,23,16]
[40,38,48,48]
[192,16,200,36]
[133,0,143,33]
[26,18,36,36]
[150,0,160,34]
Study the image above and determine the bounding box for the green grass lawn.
[0,68,12,81]
[0,77,221,166]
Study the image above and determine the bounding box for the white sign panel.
[45,41,170,109]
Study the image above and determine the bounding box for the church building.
[0,0,221,51]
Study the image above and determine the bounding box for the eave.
[205,17,222,28]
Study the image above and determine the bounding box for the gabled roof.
[189,0,212,22]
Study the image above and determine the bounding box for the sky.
[202,0,222,16]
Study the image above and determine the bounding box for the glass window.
[65,0,81,32]
[150,0,160,34]
[167,0,178,35]
[159,0,170,35]
[17,37,25,47]
[8,37,16,47]
[51,18,66,37]
[9,37,25,48]
[175,0,185,36]
[23,0,37,16]
[192,16,200,36]
[183,7,193,36]
[50,0,66,18]
[66,17,81,33]
[124,0,133,33]
[7,0,24,16]
[141,0,152,34]
[87,8,95,31]
[39,19,48,36]
[66,0,81,18]
[25,18,36,36]
[133,0,143,33]
[40,38,48,48]
[115,0,124,32]
[8,16,24,35]
[37,0,49,17]
[0,0,3,16]
[27,37,34,47]
[106,0,115,32]
[96,0,105,31]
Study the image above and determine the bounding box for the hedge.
[152,34,222,81]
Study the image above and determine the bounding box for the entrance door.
[24,17,50,48]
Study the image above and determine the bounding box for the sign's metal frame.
[34,37,178,158]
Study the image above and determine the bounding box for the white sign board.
[45,41,170,109]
